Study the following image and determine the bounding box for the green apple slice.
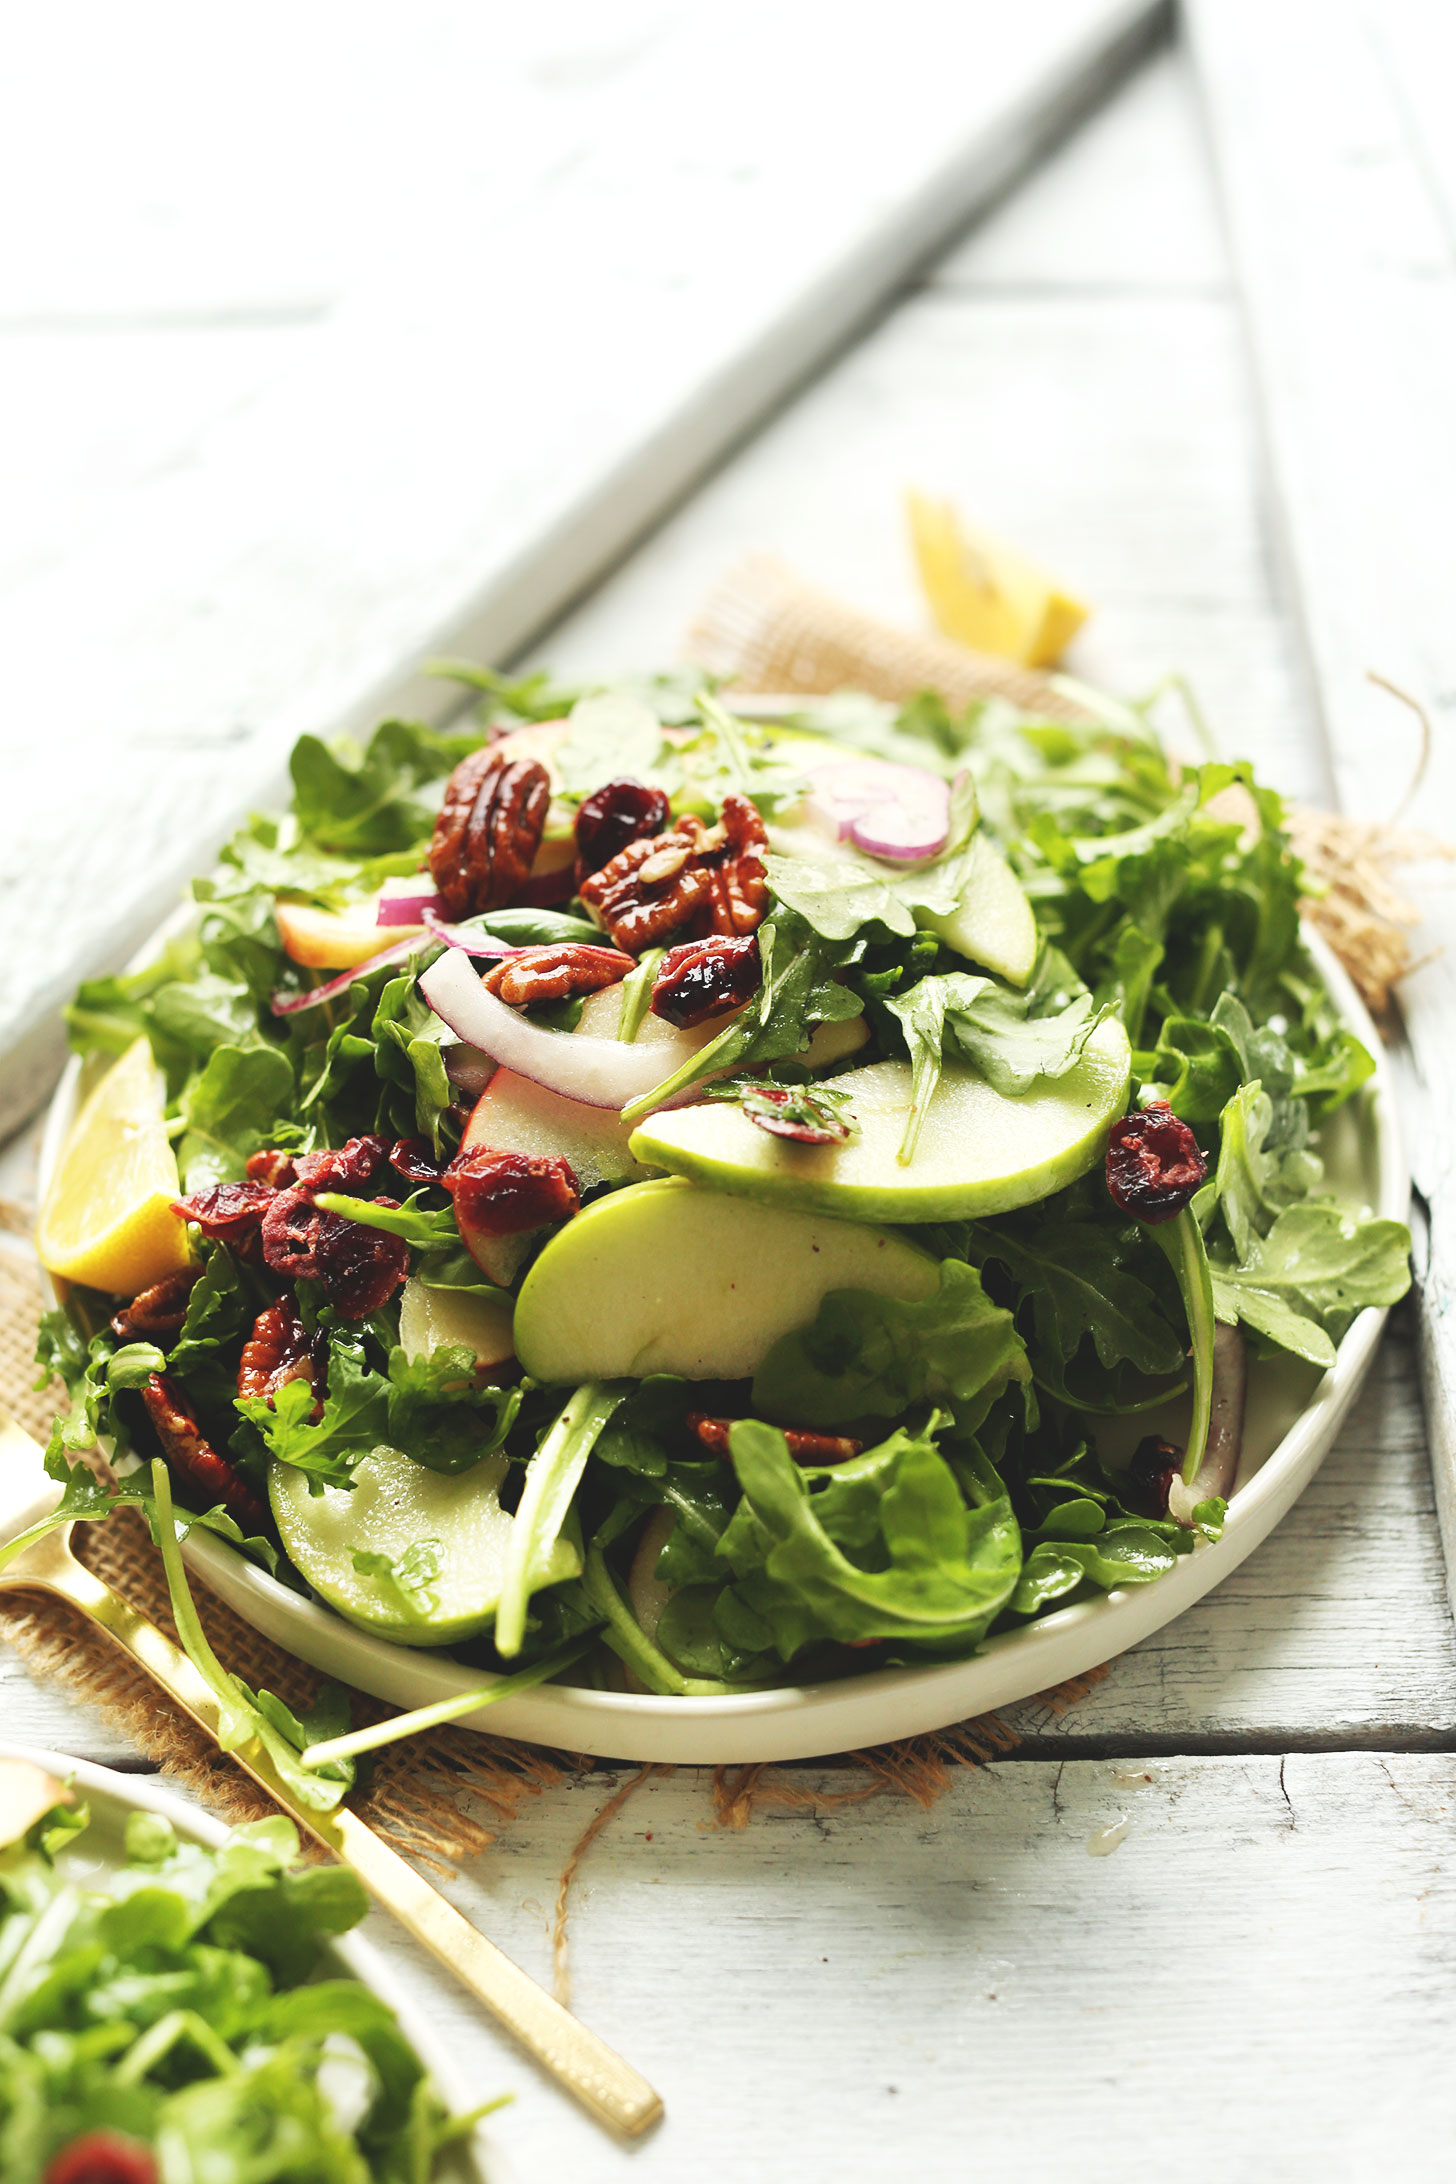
[922,830,1037,986]
[512,1178,936,1384]
[269,1448,578,1648]
[630,1022,1131,1223]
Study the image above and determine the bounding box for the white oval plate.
[39,928,1406,1764]
[0,1741,491,2181]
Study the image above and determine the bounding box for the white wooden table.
[5,38,1453,2183]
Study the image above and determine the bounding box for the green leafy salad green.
[23,667,1410,1710]
[0,1762,498,2181]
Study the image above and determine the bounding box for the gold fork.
[0,1412,661,2138]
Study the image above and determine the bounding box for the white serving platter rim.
[37,904,1405,1764]
[0,1740,492,2181]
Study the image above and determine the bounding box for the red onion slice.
[803,756,951,863]
[421,907,522,957]
[419,947,700,1112]
[270,934,425,1016]
[376,886,444,926]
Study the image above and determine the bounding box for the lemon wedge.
[907,489,1088,668]
[37,1038,193,1293]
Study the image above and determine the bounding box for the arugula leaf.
[177,1043,295,1190]
[620,904,863,1123]
[289,717,470,853]
[975,1217,1186,1382]
[235,1331,386,1490]
[1011,1526,1179,1615]
[1209,1203,1411,1366]
[718,1421,1022,1658]
[752,1259,1030,1430]
[495,1382,626,1657]
[554,692,665,795]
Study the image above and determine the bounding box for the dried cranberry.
[259,1187,325,1280]
[292,1134,387,1193]
[574,776,670,884]
[650,934,761,1027]
[715,1079,856,1146]
[314,1201,409,1318]
[389,1136,443,1184]
[172,1181,275,1248]
[44,2131,158,2184]
[260,1191,406,1317]
[1126,1436,1181,1519]
[443,1146,579,1237]
[245,1148,297,1188]
[1105,1101,1207,1224]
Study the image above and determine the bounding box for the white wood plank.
[0,0,1161,1136]
[1187,0,1456,1619]
[933,39,1229,293]
[533,290,1325,801]
[314,1754,1456,2182]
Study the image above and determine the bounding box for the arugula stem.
[1150,1210,1216,1485]
[616,947,664,1043]
[581,1539,687,1694]
[694,689,753,793]
[495,1382,625,1658]
[310,1192,435,1240]
[301,1634,599,1768]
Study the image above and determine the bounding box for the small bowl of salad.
[27,674,1410,1762]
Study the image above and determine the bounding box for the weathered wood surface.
[0,0,1161,1135]
[81,1752,1452,2184]
[1187,0,1456,1620]
[5,41,1452,2181]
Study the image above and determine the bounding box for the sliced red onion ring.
[443,1042,496,1098]
[376,886,443,926]
[270,934,425,1016]
[803,756,951,863]
[420,906,522,956]
[419,947,700,1112]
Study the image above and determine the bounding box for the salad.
[0,1755,493,2182]
[28,671,1411,1701]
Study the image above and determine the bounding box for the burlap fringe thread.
[690,555,1454,1014]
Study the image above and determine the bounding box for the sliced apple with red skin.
[275,898,424,969]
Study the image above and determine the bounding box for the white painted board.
[0,0,1161,1133]
[1187,0,1456,1616]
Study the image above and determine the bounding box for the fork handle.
[24,1547,662,2136]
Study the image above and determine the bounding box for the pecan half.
[237,1296,325,1415]
[172,1181,275,1258]
[429,748,551,919]
[110,1267,200,1344]
[580,795,769,952]
[688,1414,863,1465]
[482,942,634,1008]
[259,1190,408,1317]
[698,792,769,937]
[142,1372,267,1530]
[575,776,670,883]
[443,1145,579,1237]
[292,1134,387,1194]
[650,934,760,1027]
[1105,1101,1207,1225]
